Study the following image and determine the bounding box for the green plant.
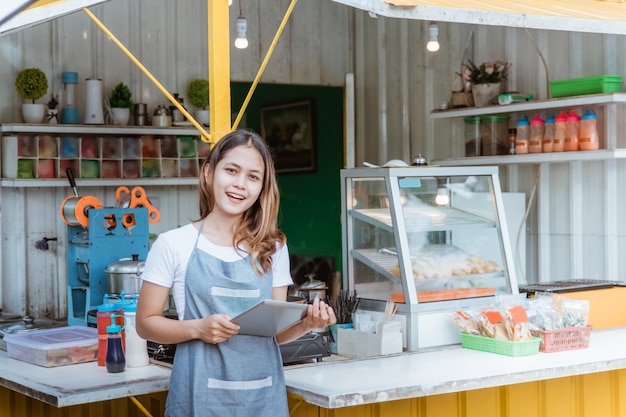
[15,68,48,103]
[187,79,210,109]
[109,82,133,108]
[461,60,510,85]
[47,95,58,109]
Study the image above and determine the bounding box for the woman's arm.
[136,281,240,345]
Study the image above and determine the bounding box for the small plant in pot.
[108,82,133,125]
[46,94,59,124]
[187,78,210,127]
[15,68,48,123]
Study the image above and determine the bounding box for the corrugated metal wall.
[2,0,626,317]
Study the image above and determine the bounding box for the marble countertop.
[3,328,626,409]
[0,351,171,407]
[284,327,626,408]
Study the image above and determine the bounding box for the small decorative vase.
[46,108,59,124]
[195,109,210,127]
[110,107,131,126]
[471,82,502,107]
[22,103,45,123]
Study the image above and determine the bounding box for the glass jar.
[464,116,482,157]
[481,114,510,156]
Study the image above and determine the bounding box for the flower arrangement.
[459,60,510,92]
[47,95,58,109]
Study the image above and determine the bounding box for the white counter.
[3,328,626,409]
[0,351,171,407]
[284,327,626,408]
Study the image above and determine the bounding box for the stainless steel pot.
[296,274,327,301]
[105,254,145,295]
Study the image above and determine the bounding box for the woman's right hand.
[195,314,240,344]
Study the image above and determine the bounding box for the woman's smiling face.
[210,144,265,217]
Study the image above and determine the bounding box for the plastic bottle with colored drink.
[543,114,555,153]
[528,114,545,153]
[514,115,530,155]
[552,111,567,152]
[564,110,580,151]
[579,108,599,151]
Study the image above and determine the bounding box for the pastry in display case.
[340,165,519,351]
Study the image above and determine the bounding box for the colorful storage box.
[530,326,592,353]
[460,333,541,356]
[549,75,622,98]
[5,326,98,367]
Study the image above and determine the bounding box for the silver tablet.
[231,299,308,337]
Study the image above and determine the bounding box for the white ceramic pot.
[22,103,45,123]
[195,109,210,126]
[110,107,131,126]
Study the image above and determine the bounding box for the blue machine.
[66,207,149,326]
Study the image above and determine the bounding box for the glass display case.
[340,165,519,351]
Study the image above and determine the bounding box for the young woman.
[136,130,336,417]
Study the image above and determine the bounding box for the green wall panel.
[231,82,344,272]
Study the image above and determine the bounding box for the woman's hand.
[302,297,337,330]
[194,314,240,344]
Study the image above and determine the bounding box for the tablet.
[231,299,308,337]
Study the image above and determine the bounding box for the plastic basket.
[460,333,540,356]
[529,326,592,353]
[549,75,622,98]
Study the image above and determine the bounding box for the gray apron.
[165,221,289,417]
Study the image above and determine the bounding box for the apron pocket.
[207,376,276,407]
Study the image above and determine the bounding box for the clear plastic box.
[5,326,98,367]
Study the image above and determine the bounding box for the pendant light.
[234,0,248,49]
[426,22,440,52]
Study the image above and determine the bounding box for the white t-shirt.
[141,223,293,319]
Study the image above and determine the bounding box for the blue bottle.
[105,314,126,373]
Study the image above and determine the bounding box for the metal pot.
[296,274,327,302]
[105,254,145,295]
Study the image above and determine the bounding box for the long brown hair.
[197,130,286,274]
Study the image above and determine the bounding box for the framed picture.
[260,99,316,174]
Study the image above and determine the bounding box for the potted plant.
[461,60,511,107]
[46,95,59,124]
[187,78,210,126]
[15,68,48,123]
[108,82,133,125]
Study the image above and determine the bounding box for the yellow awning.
[332,0,626,34]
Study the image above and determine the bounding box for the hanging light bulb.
[234,0,248,49]
[228,0,233,5]
[426,22,440,52]
[435,187,449,206]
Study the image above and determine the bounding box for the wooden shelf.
[430,93,626,119]
[0,123,204,137]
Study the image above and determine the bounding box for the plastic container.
[549,75,622,98]
[565,110,581,151]
[528,114,545,153]
[553,111,567,152]
[481,114,510,156]
[530,326,592,353]
[106,314,126,373]
[543,114,556,152]
[464,116,482,157]
[579,108,599,150]
[514,115,530,155]
[508,128,517,155]
[123,296,149,367]
[460,333,540,356]
[5,326,98,367]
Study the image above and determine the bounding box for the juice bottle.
[552,111,567,152]
[528,114,544,153]
[543,114,555,153]
[514,115,530,155]
[564,110,580,151]
[579,108,599,151]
